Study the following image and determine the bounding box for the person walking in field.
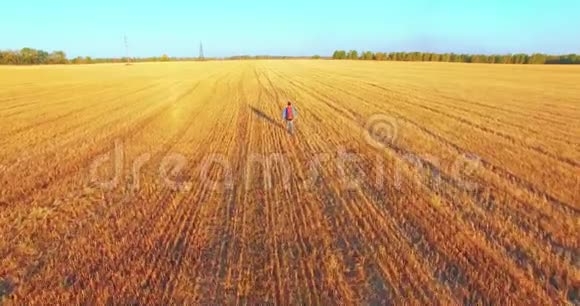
[282,101,297,135]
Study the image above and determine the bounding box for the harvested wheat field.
[0,60,578,304]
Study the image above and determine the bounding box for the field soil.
[0,61,578,304]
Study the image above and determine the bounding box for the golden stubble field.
[0,60,578,304]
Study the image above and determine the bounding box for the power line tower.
[124,35,130,64]
[199,41,204,61]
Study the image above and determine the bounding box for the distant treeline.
[227,55,318,60]
[0,48,208,65]
[3,47,578,65]
[332,50,580,64]
[0,48,323,65]
[0,48,69,65]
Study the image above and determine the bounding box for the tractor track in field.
[303,65,578,131]
[0,75,225,277]
[0,77,215,206]
[0,83,92,111]
[1,61,578,304]
[0,83,141,121]
[266,68,455,303]
[0,82,171,168]
[297,71,579,213]
[0,83,164,138]
[309,70,580,171]
[4,71,234,302]
[264,64,576,304]
[359,138,575,301]
[259,78,335,304]
[288,70,579,248]
[306,67,580,148]
[360,79,580,148]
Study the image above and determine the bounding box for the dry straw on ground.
[0,60,578,304]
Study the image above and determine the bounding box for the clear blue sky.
[1,0,578,58]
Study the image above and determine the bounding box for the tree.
[48,51,67,64]
[332,50,346,59]
[511,53,528,64]
[20,48,39,64]
[347,50,358,60]
[449,53,457,62]
[471,55,485,63]
[38,50,49,64]
[557,54,578,64]
[161,54,170,62]
[71,56,84,64]
[354,50,579,65]
[374,52,386,61]
[408,52,421,61]
[361,51,374,60]
[1,50,20,64]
